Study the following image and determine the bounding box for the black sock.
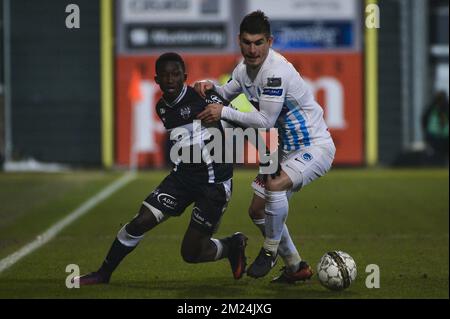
[98,238,137,275]
[218,236,232,258]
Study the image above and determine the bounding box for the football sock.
[211,238,227,260]
[277,224,302,273]
[98,224,143,274]
[252,218,266,236]
[251,188,293,237]
[264,190,289,255]
[252,218,301,272]
[281,190,302,272]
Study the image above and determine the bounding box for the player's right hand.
[194,80,214,98]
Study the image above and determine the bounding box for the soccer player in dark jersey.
[77,53,248,285]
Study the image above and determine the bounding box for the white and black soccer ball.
[317,251,357,291]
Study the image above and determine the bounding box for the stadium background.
[1,0,448,168]
[0,0,448,300]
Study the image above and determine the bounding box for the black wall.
[377,0,404,165]
[11,0,101,165]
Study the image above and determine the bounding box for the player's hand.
[194,81,215,98]
[197,103,224,123]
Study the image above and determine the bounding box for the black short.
[143,173,232,234]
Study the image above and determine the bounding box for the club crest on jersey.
[267,77,282,87]
[180,106,191,119]
[302,153,313,161]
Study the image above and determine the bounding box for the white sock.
[117,224,144,247]
[252,218,266,236]
[264,190,288,255]
[210,238,223,261]
[277,224,302,273]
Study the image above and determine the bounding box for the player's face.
[155,61,187,101]
[239,32,273,69]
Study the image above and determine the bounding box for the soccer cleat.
[270,261,314,284]
[247,247,278,278]
[76,271,111,286]
[227,232,248,280]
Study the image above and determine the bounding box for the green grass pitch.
[0,168,448,299]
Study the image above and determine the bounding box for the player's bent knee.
[181,253,198,264]
[180,248,200,264]
[180,228,209,263]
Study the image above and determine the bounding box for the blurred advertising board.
[247,0,357,20]
[122,0,230,22]
[248,0,361,51]
[271,21,355,50]
[118,0,232,52]
[126,24,227,49]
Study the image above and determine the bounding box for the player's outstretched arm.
[220,99,283,129]
[198,99,282,129]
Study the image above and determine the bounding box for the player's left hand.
[197,103,224,123]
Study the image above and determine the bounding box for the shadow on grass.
[108,277,359,299]
[0,277,358,299]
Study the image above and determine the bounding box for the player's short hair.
[155,52,186,74]
[240,10,271,38]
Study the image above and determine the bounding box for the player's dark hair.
[240,10,271,38]
[155,52,186,74]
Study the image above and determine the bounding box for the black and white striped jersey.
[156,85,233,184]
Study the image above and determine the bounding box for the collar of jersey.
[162,85,187,108]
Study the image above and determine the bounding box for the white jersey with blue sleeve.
[217,49,333,151]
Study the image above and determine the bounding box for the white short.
[252,143,336,198]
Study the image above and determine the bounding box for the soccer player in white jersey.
[196,11,336,283]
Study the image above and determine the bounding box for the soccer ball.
[317,251,357,291]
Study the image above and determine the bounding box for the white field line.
[0,172,136,274]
